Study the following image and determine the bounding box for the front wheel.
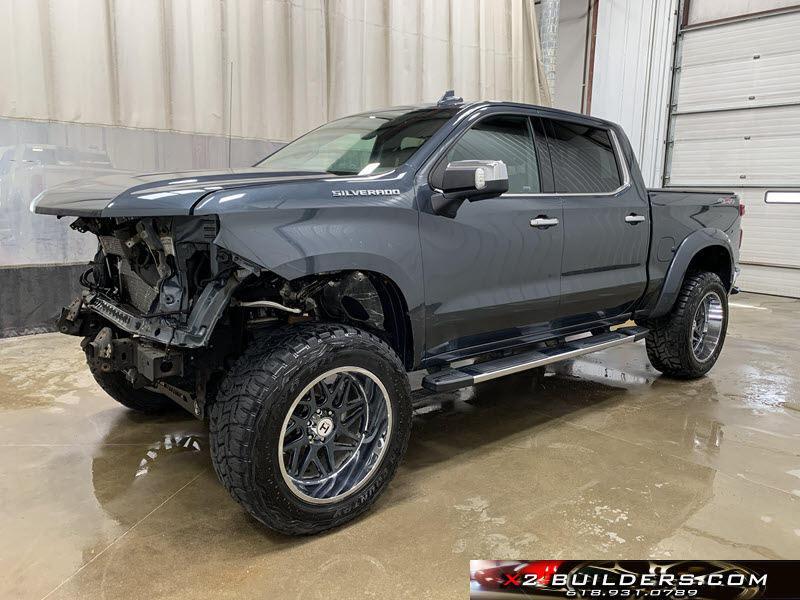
[208,323,412,535]
[643,271,729,379]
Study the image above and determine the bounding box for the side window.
[446,115,540,193]
[547,120,623,194]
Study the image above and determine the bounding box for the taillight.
[739,203,744,248]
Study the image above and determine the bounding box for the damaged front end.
[58,214,403,418]
[59,215,259,418]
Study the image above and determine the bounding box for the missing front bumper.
[57,263,244,349]
[81,326,183,383]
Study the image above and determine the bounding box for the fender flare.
[648,228,735,319]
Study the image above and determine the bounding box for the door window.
[446,115,541,193]
[547,120,622,194]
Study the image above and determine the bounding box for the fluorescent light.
[765,191,800,204]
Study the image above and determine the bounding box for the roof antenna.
[437,90,463,106]
[227,61,234,168]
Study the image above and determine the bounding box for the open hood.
[33,168,331,218]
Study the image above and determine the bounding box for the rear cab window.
[546,120,623,194]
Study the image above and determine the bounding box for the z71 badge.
[332,189,400,197]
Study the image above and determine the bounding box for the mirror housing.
[431,160,509,217]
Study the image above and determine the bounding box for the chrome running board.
[421,326,648,393]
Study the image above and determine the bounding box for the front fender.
[648,228,735,319]
[211,206,426,364]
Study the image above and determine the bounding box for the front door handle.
[530,217,559,228]
[625,214,646,224]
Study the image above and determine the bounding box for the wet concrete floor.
[1,292,798,599]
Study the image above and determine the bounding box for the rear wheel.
[644,271,728,379]
[208,323,412,535]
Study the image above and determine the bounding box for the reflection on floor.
[1,292,798,600]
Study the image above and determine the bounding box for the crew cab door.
[418,112,563,359]
[540,116,649,321]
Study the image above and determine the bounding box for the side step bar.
[421,326,648,393]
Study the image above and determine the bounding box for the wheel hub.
[279,367,392,504]
[311,414,335,439]
[691,291,724,362]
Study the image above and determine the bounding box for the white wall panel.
[666,9,800,296]
[688,0,800,25]
[672,104,800,140]
[737,264,800,298]
[736,188,800,270]
[0,0,551,143]
[677,11,800,112]
[669,106,800,186]
[590,0,678,186]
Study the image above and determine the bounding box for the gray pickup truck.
[35,92,742,534]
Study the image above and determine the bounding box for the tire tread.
[208,322,411,535]
[644,271,727,379]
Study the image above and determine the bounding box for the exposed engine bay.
[58,215,402,417]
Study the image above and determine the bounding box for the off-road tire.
[208,323,412,535]
[644,271,728,379]
[88,366,177,413]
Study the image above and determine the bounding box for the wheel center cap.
[315,417,334,438]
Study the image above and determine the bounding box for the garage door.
[665,8,800,297]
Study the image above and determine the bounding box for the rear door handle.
[625,214,646,224]
[530,217,559,228]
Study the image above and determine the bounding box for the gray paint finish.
[32,101,741,367]
[34,170,334,217]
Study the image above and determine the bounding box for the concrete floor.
[1,292,799,600]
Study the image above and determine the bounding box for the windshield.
[255,107,459,175]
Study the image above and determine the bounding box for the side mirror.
[431,160,509,217]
